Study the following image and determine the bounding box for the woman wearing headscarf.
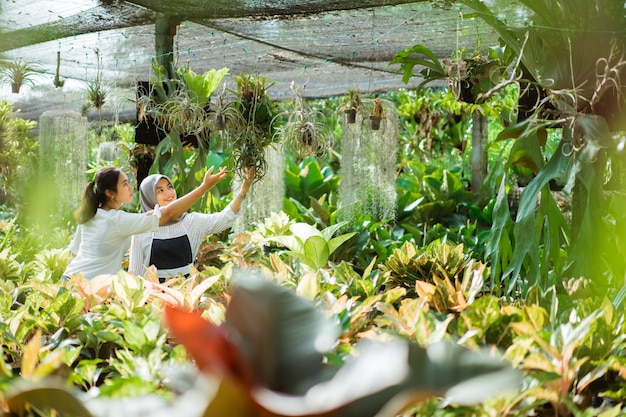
[129,169,253,282]
[64,166,227,280]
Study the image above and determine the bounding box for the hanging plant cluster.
[226,72,280,181]
[338,96,399,223]
[273,82,334,158]
[134,60,229,148]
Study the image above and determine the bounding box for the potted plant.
[369,98,384,130]
[339,88,362,124]
[390,44,506,104]
[0,59,42,94]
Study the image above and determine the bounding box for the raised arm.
[229,168,255,214]
[158,167,227,225]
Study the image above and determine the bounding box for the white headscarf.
[139,174,186,224]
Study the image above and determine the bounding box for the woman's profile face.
[113,171,134,204]
[155,178,177,207]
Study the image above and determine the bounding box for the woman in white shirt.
[63,165,227,280]
[129,169,253,282]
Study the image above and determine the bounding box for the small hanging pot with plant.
[340,88,362,124]
[369,98,385,130]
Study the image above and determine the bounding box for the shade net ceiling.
[0,0,510,122]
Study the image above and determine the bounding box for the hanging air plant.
[0,59,42,94]
[81,49,109,117]
[274,82,333,158]
[229,72,279,181]
[207,88,243,132]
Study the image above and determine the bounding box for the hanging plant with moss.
[339,97,399,224]
[229,72,279,180]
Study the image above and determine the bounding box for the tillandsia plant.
[81,48,109,117]
[229,72,279,180]
[0,59,43,94]
[207,86,243,132]
[273,82,333,158]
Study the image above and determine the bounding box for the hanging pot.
[215,114,226,131]
[11,82,20,94]
[369,115,382,130]
[344,108,357,124]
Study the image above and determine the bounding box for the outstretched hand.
[202,166,228,190]
[242,167,256,186]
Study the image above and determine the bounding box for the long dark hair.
[74,167,122,224]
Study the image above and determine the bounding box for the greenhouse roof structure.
[0,0,509,122]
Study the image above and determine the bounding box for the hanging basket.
[344,108,357,124]
[215,114,226,131]
[369,115,382,131]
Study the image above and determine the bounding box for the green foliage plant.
[390,43,510,104]
[264,220,356,271]
[1,275,521,417]
[381,241,485,299]
[0,101,37,207]
[459,0,626,296]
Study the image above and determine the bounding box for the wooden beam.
[0,3,154,53]
[125,0,425,19]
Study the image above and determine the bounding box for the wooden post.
[155,13,180,77]
[471,111,488,195]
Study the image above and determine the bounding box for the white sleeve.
[129,233,151,277]
[114,210,160,236]
[69,225,82,254]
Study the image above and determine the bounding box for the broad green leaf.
[303,235,330,270]
[123,321,148,351]
[265,235,300,252]
[320,221,350,242]
[504,139,573,294]
[327,232,357,257]
[290,222,322,240]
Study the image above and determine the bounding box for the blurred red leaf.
[164,305,255,388]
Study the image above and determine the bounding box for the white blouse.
[64,208,161,279]
[129,206,239,279]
